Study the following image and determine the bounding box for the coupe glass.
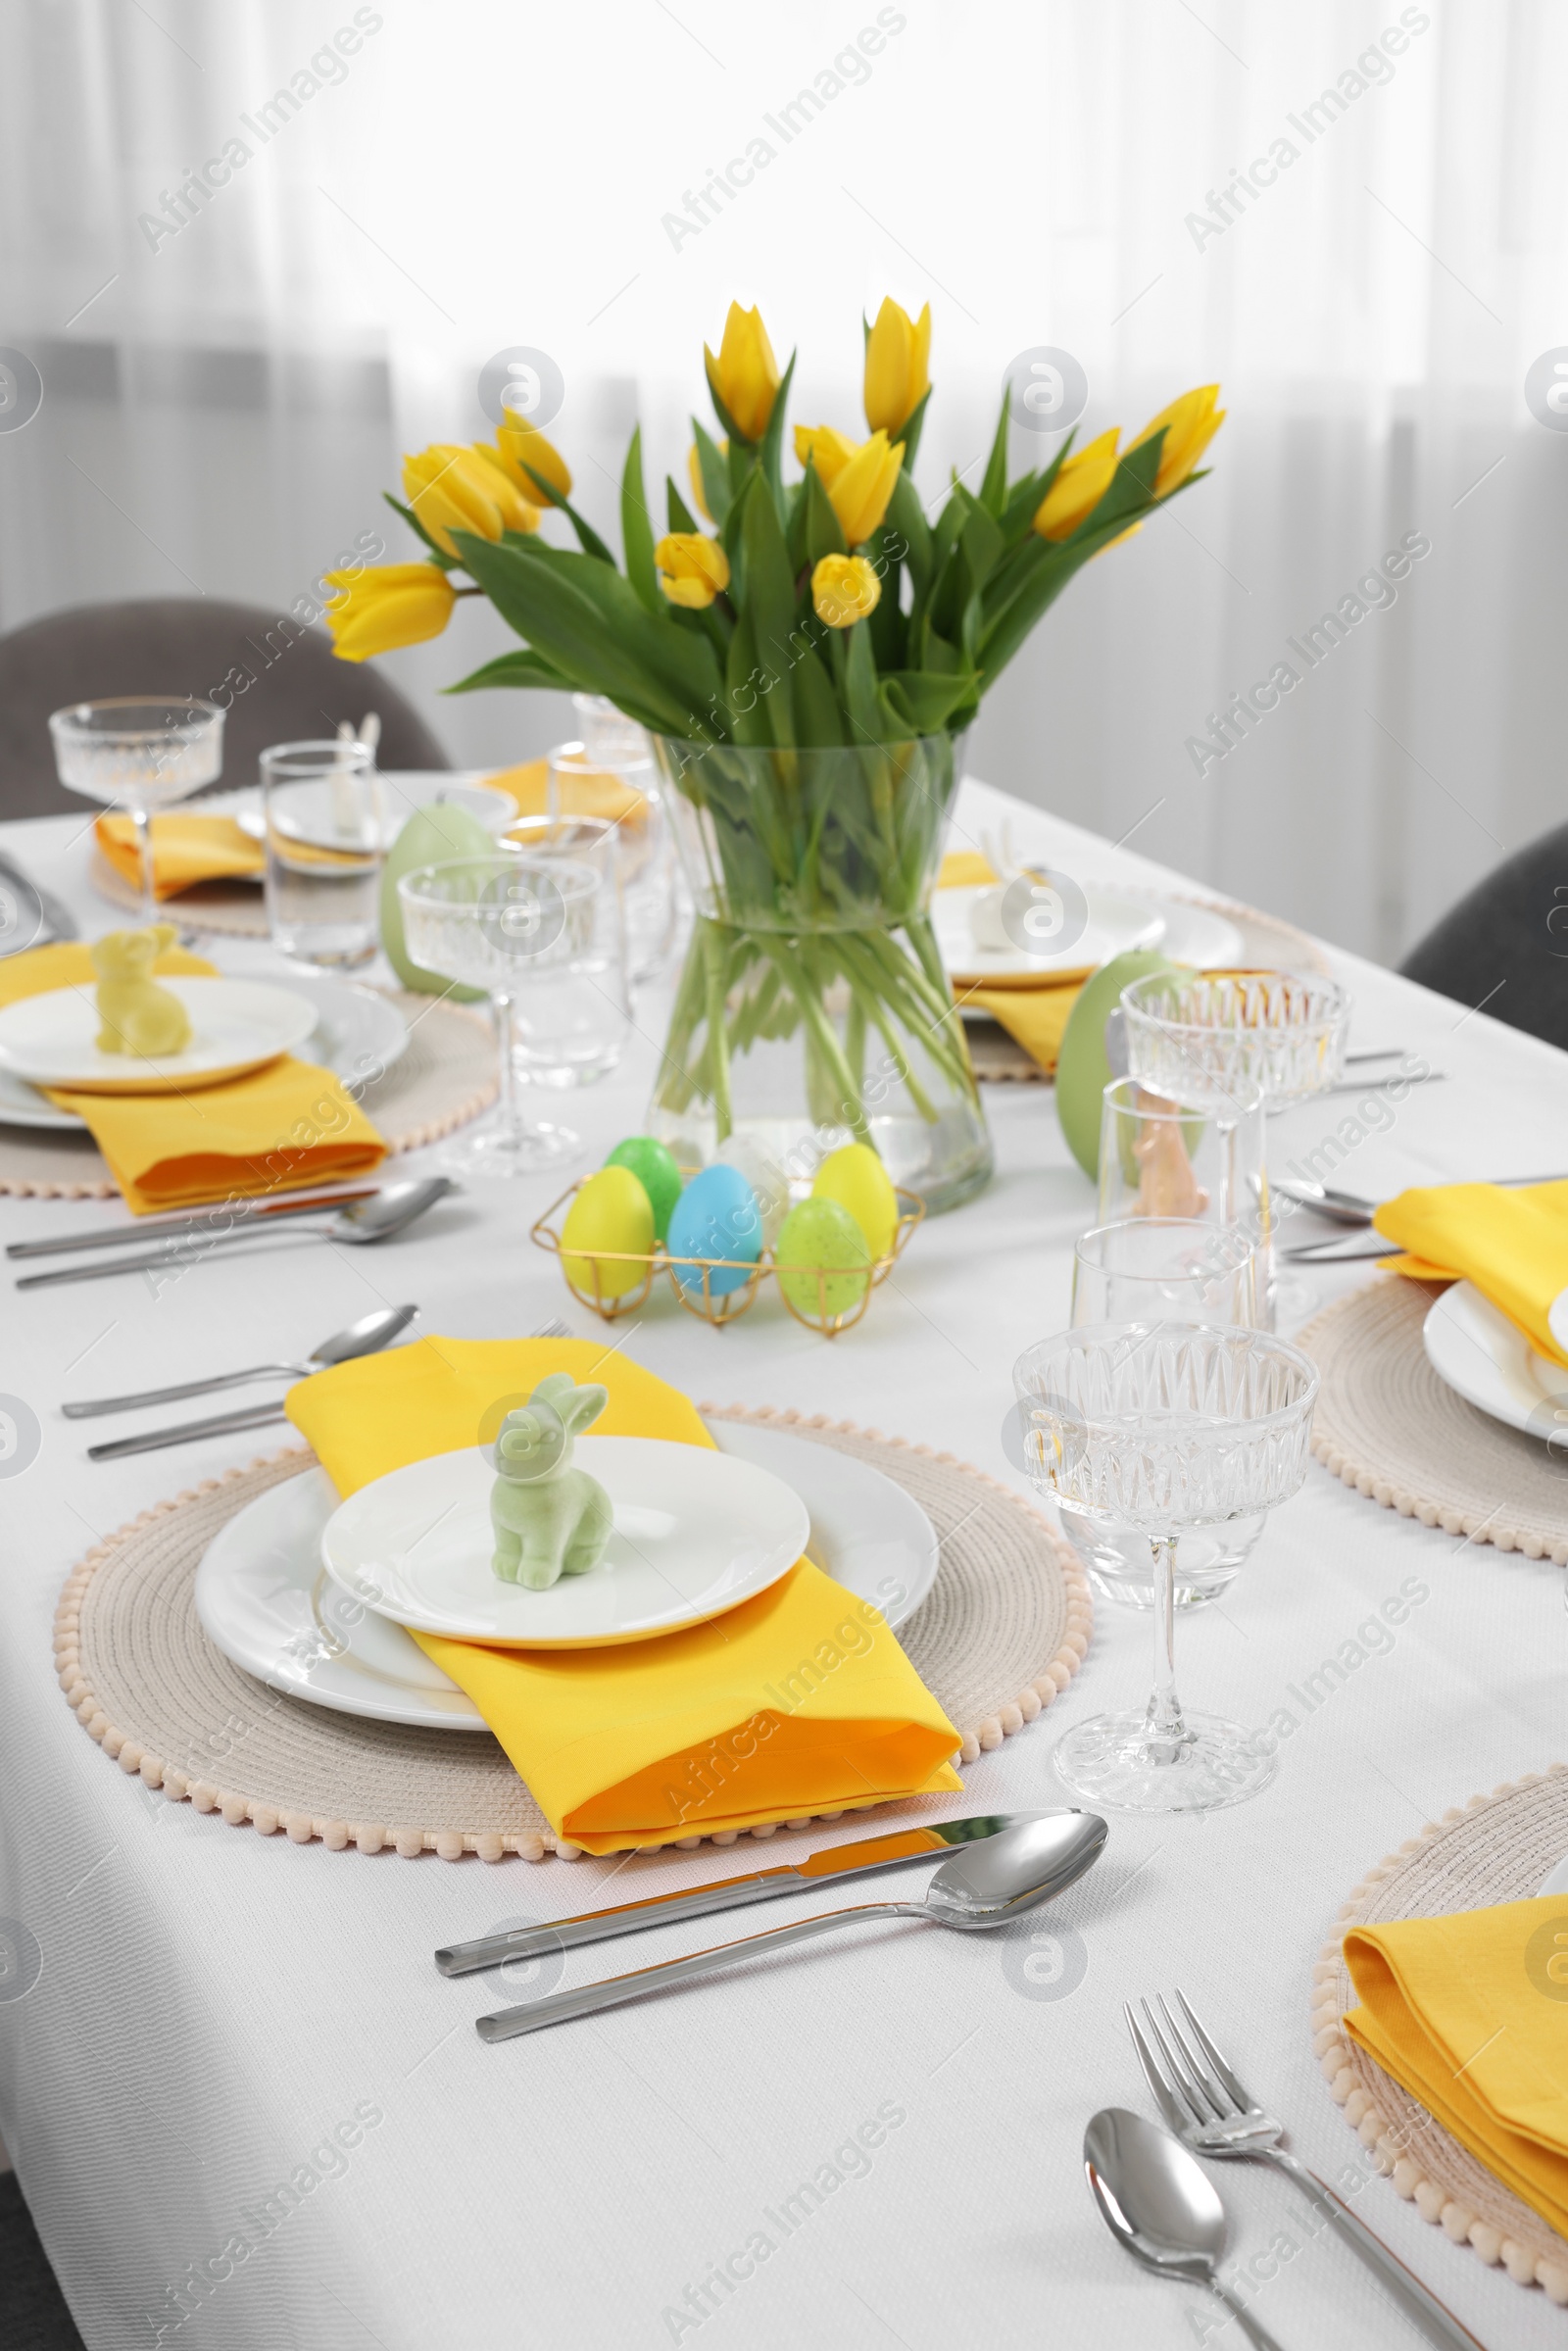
[262,740,381,969]
[497,816,632,1086]
[50,697,223,919]
[1014,1321,1318,1812]
[1064,1221,1267,1611]
[398,855,601,1176]
[553,716,679,983]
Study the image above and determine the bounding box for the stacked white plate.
[1423,1283,1568,1445]
[195,1419,939,1732]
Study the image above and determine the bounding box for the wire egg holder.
[530,1181,925,1339]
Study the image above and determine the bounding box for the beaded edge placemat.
[0,993,496,1200]
[55,1408,1093,1863]
[1314,1766,1568,2306]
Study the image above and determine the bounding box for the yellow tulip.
[1032,428,1121,542]
[811,554,881,629]
[814,428,905,547]
[403,444,535,560]
[1127,384,1225,497]
[491,420,572,506]
[704,302,780,442]
[863,298,931,435]
[323,563,457,661]
[793,423,858,488]
[688,437,727,524]
[655,532,730,609]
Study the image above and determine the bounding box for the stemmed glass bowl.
[1014,1320,1318,1813]
[49,697,224,920]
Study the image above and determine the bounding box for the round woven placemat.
[0,992,496,1200]
[54,1408,1092,1863]
[1298,1277,1568,1565]
[1312,1766,1568,2304]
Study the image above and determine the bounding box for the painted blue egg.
[666,1162,762,1296]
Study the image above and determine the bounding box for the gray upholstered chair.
[1399,821,1568,1051]
[0,598,449,819]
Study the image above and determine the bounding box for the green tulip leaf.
[620,426,662,617]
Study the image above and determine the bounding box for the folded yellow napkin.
[1374,1181,1568,1371]
[285,1336,962,1854]
[95,812,264,899]
[487,758,649,828]
[1344,1898,1568,2238]
[0,943,385,1213]
[937,850,1087,1074]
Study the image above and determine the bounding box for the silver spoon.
[1085,2107,1286,2351]
[16,1178,459,1290]
[62,1303,419,1420]
[476,1812,1107,2042]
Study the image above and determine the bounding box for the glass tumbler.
[500,816,632,1088]
[555,717,680,982]
[50,697,224,919]
[262,740,382,969]
[1014,1320,1318,1813]
[1064,1218,1268,1611]
[397,854,602,1175]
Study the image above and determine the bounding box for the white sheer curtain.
[2,0,1564,961]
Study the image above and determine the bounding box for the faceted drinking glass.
[1014,1321,1318,1812]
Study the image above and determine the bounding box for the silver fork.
[1127,1992,1488,2351]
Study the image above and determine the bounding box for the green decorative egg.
[604,1136,683,1243]
[775,1197,872,1322]
[379,803,495,997]
[1054,949,1180,1180]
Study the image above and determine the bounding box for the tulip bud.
[863,298,931,435]
[655,532,731,609]
[704,303,781,442]
[793,423,858,489]
[805,428,904,547]
[403,444,534,560]
[811,554,881,629]
[1032,429,1121,542]
[1126,385,1225,497]
[492,420,572,506]
[323,564,457,661]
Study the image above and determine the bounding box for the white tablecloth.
[2,779,1563,2351]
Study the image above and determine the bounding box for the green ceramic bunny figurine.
[489,1373,613,1589]
[90,925,193,1056]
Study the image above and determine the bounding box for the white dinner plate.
[936,882,1244,986]
[233,776,516,853]
[1538,1853,1568,1897]
[0,976,407,1131]
[1422,1281,1568,1444]
[320,1435,812,1647]
[0,977,318,1094]
[194,1422,939,1729]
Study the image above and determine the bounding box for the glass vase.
[647,732,993,1213]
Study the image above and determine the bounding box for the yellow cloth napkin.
[1344,1898,1568,2238]
[0,943,385,1213]
[285,1336,962,1854]
[95,812,264,898]
[936,849,1086,1074]
[1373,1181,1568,1371]
[487,758,649,828]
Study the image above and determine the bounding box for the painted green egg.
[1054,950,1180,1180]
[379,803,495,997]
[604,1136,683,1242]
[775,1197,872,1322]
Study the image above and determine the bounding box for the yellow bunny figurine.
[90,926,194,1057]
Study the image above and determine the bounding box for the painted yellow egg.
[811,1142,899,1262]
[560,1165,654,1300]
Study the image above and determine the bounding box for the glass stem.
[1144,1535,1189,1764]
[133,807,156,923]
[491,990,526,1145]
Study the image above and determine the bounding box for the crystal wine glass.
[50,697,224,920]
[1014,1321,1318,1812]
[397,854,601,1176]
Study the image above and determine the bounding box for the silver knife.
[86,1401,288,1461]
[436,1811,1076,1976]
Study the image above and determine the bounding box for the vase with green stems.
[648,729,989,1210]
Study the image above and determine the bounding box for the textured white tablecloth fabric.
[1,779,1563,2351]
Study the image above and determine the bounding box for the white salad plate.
[935,882,1244,985]
[234,774,516,853]
[319,1436,812,1647]
[0,976,407,1131]
[1422,1281,1568,1444]
[194,1420,939,1730]
[0,977,320,1094]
